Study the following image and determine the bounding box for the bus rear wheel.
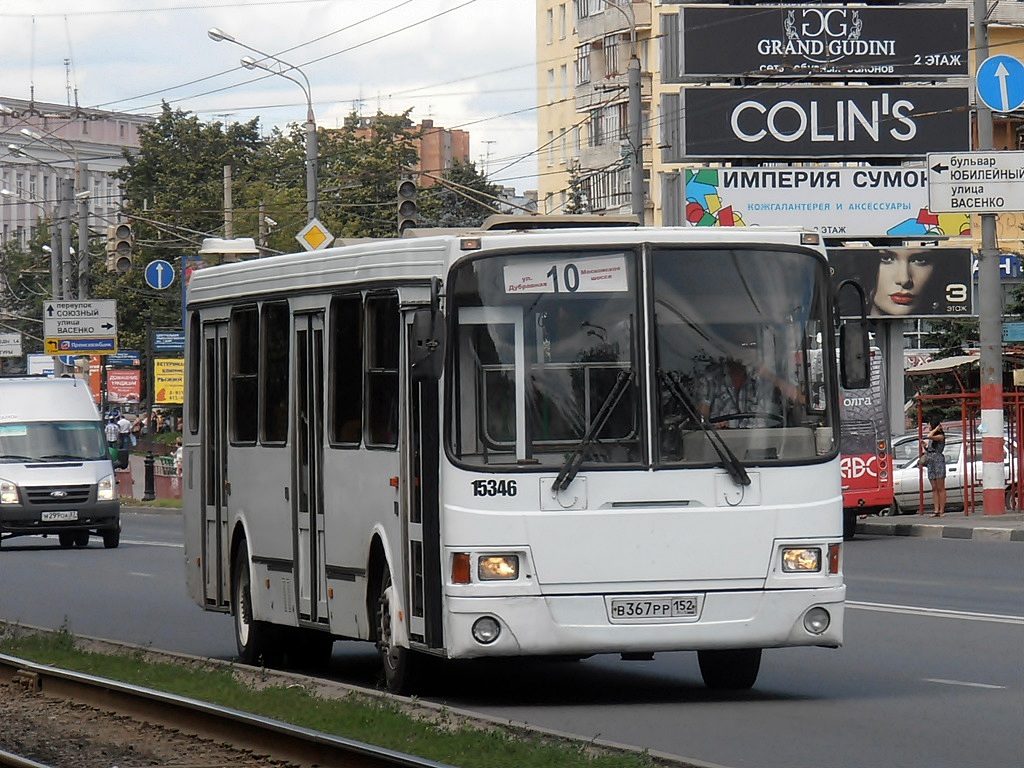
[697,648,762,690]
[233,543,281,667]
[375,564,417,694]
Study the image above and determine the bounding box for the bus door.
[403,309,445,649]
[201,321,230,608]
[294,312,328,624]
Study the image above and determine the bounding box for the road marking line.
[925,678,1006,690]
[121,539,183,548]
[847,600,1024,624]
[128,572,155,578]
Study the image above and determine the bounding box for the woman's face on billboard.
[871,250,935,316]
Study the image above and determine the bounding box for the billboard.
[153,358,184,405]
[106,368,142,404]
[684,166,972,238]
[672,86,970,158]
[829,247,973,319]
[665,5,969,80]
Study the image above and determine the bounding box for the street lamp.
[208,27,318,222]
[1,188,60,299]
[17,128,89,299]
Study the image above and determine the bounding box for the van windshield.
[0,422,108,462]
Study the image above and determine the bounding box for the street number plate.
[608,594,704,623]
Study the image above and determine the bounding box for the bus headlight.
[478,555,519,581]
[782,547,821,573]
[97,474,116,501]
[0,479,19,505]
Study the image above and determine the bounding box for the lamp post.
[0,187,60,299]
[17,129,90,299]
[208,28,318,222]
[605,1,644,224]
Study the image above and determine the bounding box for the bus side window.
[366,292,399,448]
[329,294,363,446]
[230,306,259,445]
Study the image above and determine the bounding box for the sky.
[0,0,539,190]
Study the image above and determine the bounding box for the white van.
[0,376,120,548]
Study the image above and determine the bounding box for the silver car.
[890,431,1015,514]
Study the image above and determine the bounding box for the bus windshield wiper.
[659,370,750,487]
[552,369,635,493]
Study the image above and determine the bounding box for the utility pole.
[59,176,73,300]
[77,165,90,300]
[627,54,644,224]
[973,0,1005,515]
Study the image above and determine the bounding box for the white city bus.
[183,220,865,692]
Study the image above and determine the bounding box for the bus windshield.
[447,245,835,470]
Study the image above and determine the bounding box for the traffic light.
[397,178,418,234]
[105,223,134,273]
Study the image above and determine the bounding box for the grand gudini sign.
[663,5,969,79]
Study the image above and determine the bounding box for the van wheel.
[102,528,120,549]
[698,648,762,690]
[233,542,282,667]
[58,533,75,549]
[74,531,90,548]
[375,564,418,694]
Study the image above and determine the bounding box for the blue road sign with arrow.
[976,54,1024,113]
[145,259,175,290]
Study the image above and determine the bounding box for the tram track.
[0,652,452,768]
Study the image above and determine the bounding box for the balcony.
[576,2,652,44]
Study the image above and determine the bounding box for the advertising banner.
[685,166,972,238]
[674,86,970,158]
[0,332,21,357]
[153,358,185,405]
[106,368,142,404]
[829,247,973,319]
[666,5,969,79]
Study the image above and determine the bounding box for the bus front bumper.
[442,585,845,659]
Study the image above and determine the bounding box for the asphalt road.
[1,511,1020,768]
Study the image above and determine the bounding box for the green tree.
[418,160,503,228]
[563,163,590,215]
[317,111,421,238]
[921,319,978,357]
[0,233,52,364]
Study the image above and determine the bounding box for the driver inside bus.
[698,354,803,429]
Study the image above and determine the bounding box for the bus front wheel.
[233,543,281,667]
[375,564,417,694]
[697,648,761,690]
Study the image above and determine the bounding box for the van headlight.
[97,474,116,501]
[0,479,19,505]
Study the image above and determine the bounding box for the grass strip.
[0,626,661,768]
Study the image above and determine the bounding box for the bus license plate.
[608,594,704,623]
[41,510,77,522]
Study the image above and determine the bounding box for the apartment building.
[0,97,149,250]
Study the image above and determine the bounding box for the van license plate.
[608,594,704,623]
[41,510,77,522]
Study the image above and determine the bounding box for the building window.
[560,130,568,164]
[28,175,37,200]
[559,3,567,39]
[547,68,555,104]
[575,43,591,85]
[604,35,619,76]
[547,8,554,45]
[560,63,569,99]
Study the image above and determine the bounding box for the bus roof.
[185,225,826,307]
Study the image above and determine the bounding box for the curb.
[856,520,1024,542]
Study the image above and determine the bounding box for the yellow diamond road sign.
[296,218,334,252]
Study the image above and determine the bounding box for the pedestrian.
[173,437,183,477]
[921,416,947,517]
[116,413,132,467]
[104,417,120,465]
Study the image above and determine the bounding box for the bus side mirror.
[410,307,446,381]
[839,320,870,389]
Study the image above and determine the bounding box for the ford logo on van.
[50,490,68,498]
